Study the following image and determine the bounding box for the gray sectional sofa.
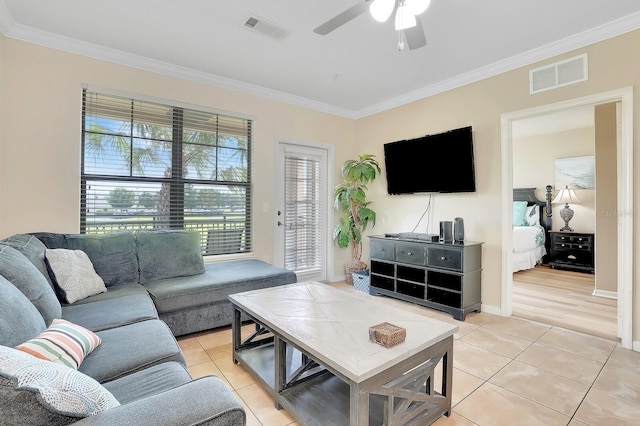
[0,230,297,425]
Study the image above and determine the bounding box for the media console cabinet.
[368,236,483,320]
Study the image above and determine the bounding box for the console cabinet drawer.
[370,240,395,261]
[395,242,427,265]
[427,248,462,271]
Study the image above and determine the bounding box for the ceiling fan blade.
[406,18,427,50]
[314,1,372,35]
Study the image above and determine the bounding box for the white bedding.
[513,225,546,272]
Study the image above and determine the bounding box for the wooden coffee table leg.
[273,335,286,410]
[349,383,369,425]
[232,306,241,364]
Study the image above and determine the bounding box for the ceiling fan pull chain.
[398,30,406,51]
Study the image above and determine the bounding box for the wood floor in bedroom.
[512,265,618,342]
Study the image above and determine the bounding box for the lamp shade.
[552,186,581,204]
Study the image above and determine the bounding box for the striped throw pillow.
[15,319,101,369]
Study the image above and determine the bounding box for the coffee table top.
[229,281,457,382]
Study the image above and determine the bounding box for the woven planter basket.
[344,264,367,285]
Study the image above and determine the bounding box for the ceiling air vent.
[243,16,289,41]
[529,54,588,94]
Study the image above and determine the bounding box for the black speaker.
[454,217,465,243]
[439,221,453,243]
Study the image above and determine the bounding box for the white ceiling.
[2,0,640,118]
[512,106,595,139]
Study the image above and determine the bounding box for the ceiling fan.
[314,0,431,51]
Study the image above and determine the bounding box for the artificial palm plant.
[333,154,381,282]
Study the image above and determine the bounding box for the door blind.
[283,155,322,273]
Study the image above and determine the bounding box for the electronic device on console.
[397,232,439,242]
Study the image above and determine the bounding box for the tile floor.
[177,283,640,426]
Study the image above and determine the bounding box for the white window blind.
[81,90,252,255]
[283,155,322,273]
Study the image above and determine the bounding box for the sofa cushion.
[30,232,69,250]
[64,282,150,305]
[0,276,46,347]
[136,230,205,284]
[65,233,139,287]
[79,320,185,383]
[102,361,192,404]
[0,345,119,425]
[45,248,107,304]
[62,291,158,332]
[144,259,297,314]
[0,245,62,325]
[0,234,55,289]
[16,319,101,370]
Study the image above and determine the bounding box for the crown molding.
[1,0,640,120]
[354,10,640,118]
[0,1,357,120]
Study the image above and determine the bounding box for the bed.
[513,186,553,272]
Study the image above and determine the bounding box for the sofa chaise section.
[145,259,297,336]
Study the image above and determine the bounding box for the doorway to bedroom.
[501,87,634,349]
[510,105,617,341]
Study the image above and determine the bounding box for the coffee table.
[229,281,457,426]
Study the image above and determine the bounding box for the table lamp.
[552,186,581,232]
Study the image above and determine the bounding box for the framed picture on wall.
[554,155,595,189]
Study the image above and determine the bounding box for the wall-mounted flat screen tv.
[384,126,476,194]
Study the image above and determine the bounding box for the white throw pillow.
[0,345,119,419]
[45,249,107,304]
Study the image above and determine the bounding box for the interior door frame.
[274,138,334,282]
[500,87,634,349]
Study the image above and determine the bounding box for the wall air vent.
[243,16,289,41]
[529,54,588,94]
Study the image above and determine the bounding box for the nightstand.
[548,231,594,274]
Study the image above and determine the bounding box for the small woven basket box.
[369,322,406,348]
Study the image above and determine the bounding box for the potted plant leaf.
[333,154,381,285]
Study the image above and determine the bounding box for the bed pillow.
[512,201,528,226]
[45,249,107,304]
[0,345,119,424]
[16,319,101,370]
[524,205,540,226]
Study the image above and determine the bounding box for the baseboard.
[633,341,640,352]
[480,304,501,316]
[592,289,618,299]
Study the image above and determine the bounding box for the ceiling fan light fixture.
[395,2,416,31]
[370,0,395,22]
[405,0,431,16]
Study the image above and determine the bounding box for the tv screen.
[384,126,476,194]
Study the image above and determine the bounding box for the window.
[81,89,252,255]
